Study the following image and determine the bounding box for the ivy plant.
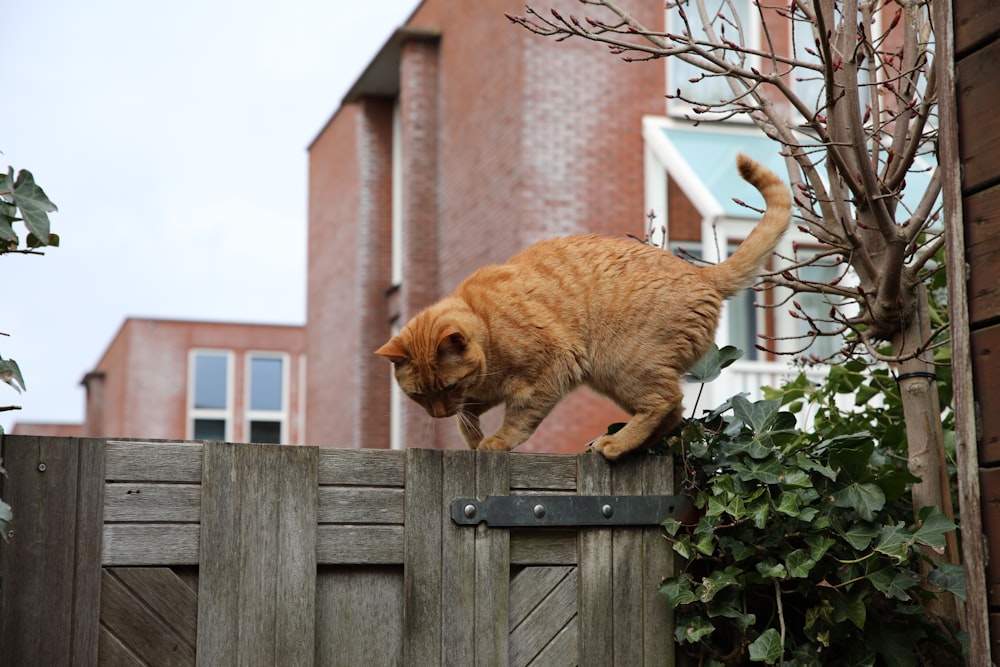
[0,163,60,539]
[623,346,965,665]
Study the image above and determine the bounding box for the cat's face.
[375,322,486,418]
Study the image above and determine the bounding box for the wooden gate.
[0,436,678,666]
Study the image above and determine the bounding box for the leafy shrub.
[642,347,964,665]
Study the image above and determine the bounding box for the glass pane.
[250,357,283,411]
[797,259,844,360]
[726,289,759,361]
[669,0,753,105]
[194,418,226,441]
[250,420,281,444]
[194,353,228,409]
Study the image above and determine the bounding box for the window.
[189,350,233,441]
[667,0,758,118]
[791,248,850,361]
[389,321,404,450]
[246,353,288,444]
[670,241,761,361]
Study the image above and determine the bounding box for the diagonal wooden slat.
[509,567,578,667]
[528,615,579,667]
[99,568,195,666]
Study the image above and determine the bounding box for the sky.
[1,0,420,431]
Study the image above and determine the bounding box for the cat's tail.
[706,153,792,298]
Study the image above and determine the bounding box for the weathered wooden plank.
[971,324,1000,464]
[275,446,318,665]
[99,569,196,666]
[528,615,579,667]
[0,436,104,667]
[317,525,404,564]
[109,567,198,643]
[104,482,201,522]
[315,567,403,666]
[98,628,145,667]
[105,441,203,482]
[978,467,1000,605]
[957,39,1000,195]
[318,486,404,524]
[476,451,511,666]
[509,565,575,628]
[611,456,644,666]
[319,448,405,486]
[103,525,200,566]
[403,448,443,665]
[197,442,317,667]
[510,529,578,565]
[642,456,676,667]
[964,183,1000,325]
[577,453,613,666]
[441,450,477,665]
[954,0,1000,56]
[509,453,577,490]
[510,568,578,667]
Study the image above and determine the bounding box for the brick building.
[307,0,668,453]
[14,318,307,444]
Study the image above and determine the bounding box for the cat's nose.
[431,402,450,418]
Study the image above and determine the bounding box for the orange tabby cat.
[376,153,791,459]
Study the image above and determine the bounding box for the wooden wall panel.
[972,324,1000,464]
[964,184,1000,325]
[955,0,1000,55]
[957,39,1000,195]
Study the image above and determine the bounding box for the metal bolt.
[6,530,13,539]
[37,463,46,472]
[601,504,614,518]
[533,504,546,519]
[463,504,477,519]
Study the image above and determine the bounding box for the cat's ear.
[375,339,409,365]
[437,325,467,357]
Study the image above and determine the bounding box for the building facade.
[14,318,307,444]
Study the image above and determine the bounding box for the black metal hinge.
[451,494,693,527]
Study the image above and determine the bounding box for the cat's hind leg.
[592,381,684,460]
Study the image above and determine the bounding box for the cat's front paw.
[591,435,629,460]
[478,435,514,452]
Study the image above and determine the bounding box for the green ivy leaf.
[675,614,716,644]
[842,521,879,550]
[831,482,885,521]
[776,491,801,517]
[720,536,756,562]
[697,566,741,602]
[832,590,867,629]
[661,517,682,537]
[785,549,817,578]
[756,559,787,579]
[659,576,697,605]
[928,562,966,602]
[0,358,26,393]
[803,533,836,561]
[912,505,956,549]
[8,168,57,243]
[868,567,919,601]
[874,522,914,563]
[732,395,783,433]
[731,458,784,485]
[685,344,743,383]
[748,628,783,663]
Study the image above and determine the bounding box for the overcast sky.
[1,0,419,431]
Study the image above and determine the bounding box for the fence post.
[0,435,105,666]
[197,442,318,666]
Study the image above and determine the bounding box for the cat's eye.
[442,383,458,392]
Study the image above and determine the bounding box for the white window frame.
[389,321,404,451]
[245,351,290,445]
[391,99,404,288]
[666,0,761,121]
[188,349,235,442]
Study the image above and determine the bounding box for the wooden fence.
[0,436,681,666]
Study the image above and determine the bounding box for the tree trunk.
[892,282,961,626]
